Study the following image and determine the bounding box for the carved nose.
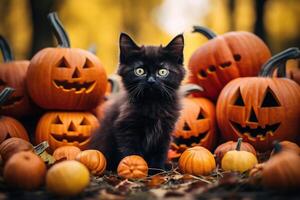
[147,76,156,84]
[72,67,81,78]
[68,121,77,131]
[248,107,258,123]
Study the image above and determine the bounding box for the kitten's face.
[118,33,185,101]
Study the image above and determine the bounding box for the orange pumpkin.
[4,151,47,190]
[214,139,256,164]
[188,26,271,101]
[27,12,107,110]
[0,36,34,117]
[53,146,81,161]
[117,155,148,179]
[172,84,216,152]
[178,146,216,176]
[0,137,33,162]
[261,142,300,190]
[0,88,29,144]
[216,48,300,152]
[75,150,107,176]
[270,141,300,156]
[35,112,99,152]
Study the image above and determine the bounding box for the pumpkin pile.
[26,12,106,152]
[1,14,300,197]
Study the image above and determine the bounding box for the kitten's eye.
[157,69,169,77]
[134,68,146,76]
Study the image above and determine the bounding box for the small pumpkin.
[75,150,107,176]
[53,146,81,161]
[221,138,258,173]
[217,48,300,151]
[188,26,271,101]
[172,84,217,152]
[46,160,90,196]
[0,137,33,162]
[0,87,29,144]
[178,146,216,176]
[214,139,256,164]
[35,112,99,152]
[4,151,47,190]
[27,12,107,110]
[270,141,300,156]
[0,36,34,117]
[117,155,148,179]
[261,142,300,190]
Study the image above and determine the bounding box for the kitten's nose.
[147,76,156,84]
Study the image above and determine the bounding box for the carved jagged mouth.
[174,131,208,147]
[230,121,281,138]
[51,133,89,143]
[1,96,23,107]
[53,80,96,93]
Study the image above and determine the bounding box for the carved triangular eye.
[57,57,70,68]
[68,121,77,131]
[261,87,281,107]
[52,116,63,124]
[80,117,90,125]
[197,110,205,120]
[233,88,245,106]
[183,122,191,131]
[83,58,93,68]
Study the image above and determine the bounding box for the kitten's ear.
[164,34,184,64]
[119,33,140,63]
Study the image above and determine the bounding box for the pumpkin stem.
[273,141,282,154]
[0,87,15,106]
[48,12,70,48]
[180,84,204,97]
[259,47,300,77]
[192,26,217,39]
[0,35,14,62]
[236,138,243,151]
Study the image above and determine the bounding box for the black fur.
[89,33,185,170]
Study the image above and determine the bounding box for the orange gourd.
[0,137,33,162]
[4,151,46,190]
[178,146,216,176]
[53,146,81,161]
[117,155,148,179]
[75,149,107,176]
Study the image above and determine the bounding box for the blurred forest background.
[0,0,299,74]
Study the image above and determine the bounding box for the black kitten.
[89,33,185,170]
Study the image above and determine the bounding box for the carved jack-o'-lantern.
[217,48,300,152]
[27,12,107,110]
[0,88,29,143]
[172,85,216,151]
[35,112,99,152]
[0,36,33,117]
[188,26,271,101]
